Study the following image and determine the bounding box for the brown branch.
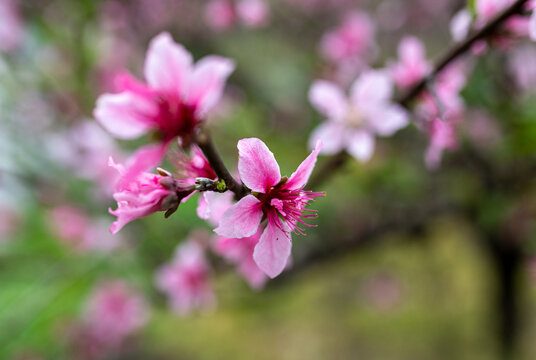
[194,128,249,199]
[398,0,529,107]
[309,0,529,189]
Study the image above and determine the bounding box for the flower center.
[345,106,366,128]
[155,95,198,142]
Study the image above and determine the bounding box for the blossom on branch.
[215,138,325,278]
[308,71,409,162]
[94,32,235,181]
[108,158,194,234]
[389,36,431,90]
[156,239,215,315]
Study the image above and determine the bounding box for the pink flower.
[450,9,472,42]
[94,32,235,180]
[389,36,431,90]
[214,227,267,289]
[236,0,270,28]
[215,138,324,278]
[0,0,24,53]
[530,7,536,40]
[508,45,536,93]
[204,0,236,31]
[108,158,194,234]
[81,281,150,349]
[424,117,458,170]
[197,191,234,226]
[156,239,215,314]
[49,205,121,252]
[309,71,409,162]
[320,12,376,66]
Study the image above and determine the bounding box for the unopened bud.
[157,167,172,177]
[158,176,177,191]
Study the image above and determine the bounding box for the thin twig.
[398,0,529,106]
[309,0,529,189]
[194,128,248,199]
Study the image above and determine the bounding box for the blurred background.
[2,0,536,359]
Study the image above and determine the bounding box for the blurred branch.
[398,0,529,107]
[309,0,530,189]
[194,128,249,199]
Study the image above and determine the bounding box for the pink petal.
[237,138,281,193]
[399,36,426,62]
[308,121,346,155]
[116,143,168,190]
[253,215,292,278]
[308,80,348,120]
[237,0,271,28]
[214,195,263,238]
[350,70,393,108]
[450,9,472,42]
[94,92,157,139]
[345,130,375,162]
[187,55,235,117]
[368,105,409,136]
[144,32,193,95]
[285,139,322,190]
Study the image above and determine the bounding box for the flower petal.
[350,70,393,108]
[94,92,157,139]
[308,121,346,155]
[308,80,348,120]
[367,105,409,137]
[253,215,292,278]
[237,138,281,193]
[144,32,193,95]
[187,55,235,117]
[345,130,375,162]
[285,139,322,190]
[214,195,263,238]
[116,143,168,190]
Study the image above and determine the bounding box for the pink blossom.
[389,36,431,90]
[424,117,458,170]
[320,12,376,66]
[309,71,409,162]
[529,4,536,40]
[507,45,536,93]
[78,281,149,352]
[0,0,24,53]
[108,158,194,234]
[197,191,234,226]
[49,206,122,253]
[415,63,467,168]
[204,0,236,31]
[94,32,235,180]
[156,239,215,314]
[215,138,324,278]
[236,0,270,28]
[450,9,472,42]
[214,227,268,289]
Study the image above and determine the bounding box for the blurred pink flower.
[415,63,468,168]
[204,0,270,31]
[389,36,431,90]
[450,9,472,42]
[236,0,270,28]
[46,121,123,196]
[94,32,235,182]
[197,191,234,226]
[49,206,121,253]
[320,12,376,66]
[0,0,24,52]
[215,138,324,278]
[309,71,409,162]
[204,0,236,31]
[424,117,458,170]
[508,45,536,93]
[79,281,150,351]
[214,227,268,289]
[108,158,194,234]
[156,239,215,315]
